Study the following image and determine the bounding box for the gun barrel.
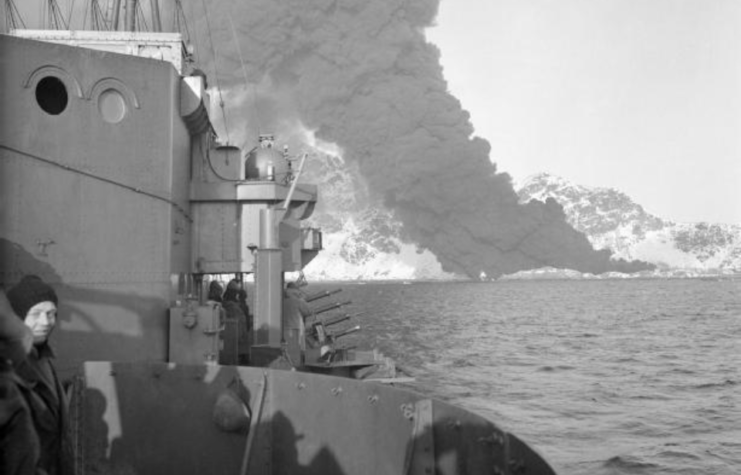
[305,288,343,303]
[322,314,351,327]
[312,300,352,315]
[333,325,361,339]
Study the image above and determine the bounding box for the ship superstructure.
[0,2,558,473]
[1,23,331,370]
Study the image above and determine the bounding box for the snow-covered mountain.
[517,173,741,273]
[300,155,454,281]
[300,157,740,280]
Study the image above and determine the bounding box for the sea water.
[310,278,741,475]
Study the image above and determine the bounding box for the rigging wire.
[82,0,89,29]
[172,0,194,65]
[89,0,108,31]
[46,0,69,30]
[150,0,161,32]
[172,0,192,44]
[0,143,193,222]
[227,16,261,137]
[184,1,199,65]
[135,0,148,32]
[3,0,27,31]
[199,0,230,146]
[67,0,76,29]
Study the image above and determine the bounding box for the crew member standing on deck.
[206,280,224,305]
[205,280,227,364]
[282,281,313,365]
[7,276,74,475]
[223,279,251,365]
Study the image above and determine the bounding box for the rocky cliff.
[301,159,740,280]
[517,173,741,273]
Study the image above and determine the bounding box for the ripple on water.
[313,279,741,475]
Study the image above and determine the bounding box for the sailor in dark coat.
[7,276,74,475]
[223,280,251,364]
[0,287,40,475]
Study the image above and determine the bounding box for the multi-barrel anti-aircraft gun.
[305,288,359,349]
[298,288,404,380]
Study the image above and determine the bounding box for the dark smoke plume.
[188,0,653,279]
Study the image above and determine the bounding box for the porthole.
[35,76,68,115]
[98,88,127,123]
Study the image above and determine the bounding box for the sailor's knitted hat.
[6,275,58,319]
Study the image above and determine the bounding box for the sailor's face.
[24,301,57,344]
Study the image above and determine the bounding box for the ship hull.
[73,361,556,475]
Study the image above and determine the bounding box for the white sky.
[426,0,741,224]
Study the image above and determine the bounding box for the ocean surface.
[309,278,741,475]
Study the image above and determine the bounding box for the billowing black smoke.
[188,0,653,279]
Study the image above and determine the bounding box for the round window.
[35,76,68,115]
[98,88,127,123]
